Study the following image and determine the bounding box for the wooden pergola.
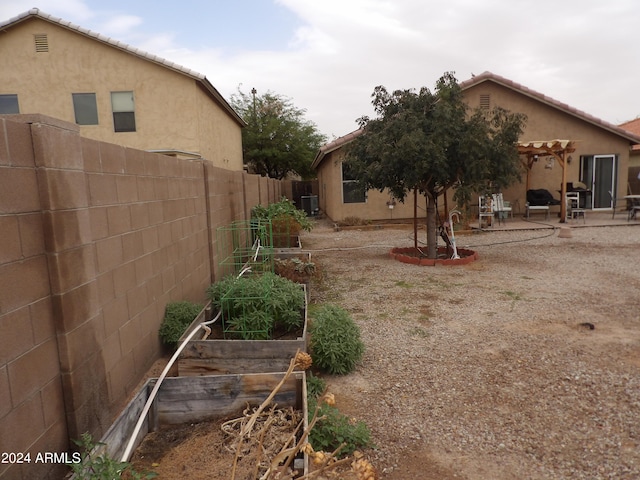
[518,139,577,222]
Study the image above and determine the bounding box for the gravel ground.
[301,221,640,480]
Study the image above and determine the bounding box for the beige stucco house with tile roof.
[313,71,640,222]
[0,8,245,170]
[619,117,640,194]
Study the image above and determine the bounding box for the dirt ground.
[128,220,639,479]
[301,220,640,479]
[129,407,305,480]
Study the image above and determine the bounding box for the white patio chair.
[492,193,512,225]
[565,191,585,223]
[478,195,493,228]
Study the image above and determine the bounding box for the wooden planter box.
[274,251,314,299]
[273,233,302,249]
[177,285,308,376]
[85,372,308,477]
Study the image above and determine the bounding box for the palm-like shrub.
[309,304,364,375]
[159,301,202,348]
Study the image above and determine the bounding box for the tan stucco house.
[312,129,428,223]
[619,117,640,194]
[314,71,640,222]
[0,8,245,170]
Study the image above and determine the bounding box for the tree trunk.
[413,188,418,250]
[426,193,438,259]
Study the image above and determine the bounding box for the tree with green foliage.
[231,87,327,179]
[346,72,527,258]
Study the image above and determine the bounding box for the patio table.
[623,195,640,221]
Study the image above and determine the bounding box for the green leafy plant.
[307,397,372,457]
[309,304,364,375]
[270,273,307,331]
[225,308,272,339]
[274,257,317,284]
[158,301,202,347]
[252,197,313,232]
[306,371,327,399]
[68,433,156,479]
[206,272,305,339]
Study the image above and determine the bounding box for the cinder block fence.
[0,114,285,479]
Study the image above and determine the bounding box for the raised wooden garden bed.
[92,372,308,478]
[274,251,315,298]
[177,285,308,376]
[273,233,302,249]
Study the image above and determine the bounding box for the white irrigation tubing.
[120,311,221,462]
[304,244,397,252]
[121,236,266,461]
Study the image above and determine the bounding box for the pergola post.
[518,140,576,223]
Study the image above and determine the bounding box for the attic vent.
[34,34,49,53]
[479,94,490,110]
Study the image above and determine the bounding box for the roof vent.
[480,94,490,110]
[34,34,49,53]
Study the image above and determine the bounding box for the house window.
[0,94,19,114]
[111,91,136,132]
[342,161,366,203]
[72,93,98,125]
[34,34,49,53]
[479,94,490,110]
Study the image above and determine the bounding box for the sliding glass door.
[580,155,617,209]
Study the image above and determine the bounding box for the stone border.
[389,246,479,266]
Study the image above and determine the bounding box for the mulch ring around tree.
[389,246,478,266]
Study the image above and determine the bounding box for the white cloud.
[99,14,142,37]
[3,0,640,136]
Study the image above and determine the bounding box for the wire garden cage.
[216,219,274,278]
[218,272,276,339]
[214,219,276,339]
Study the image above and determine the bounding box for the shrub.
[158,301,202,347]
[252,197,313,232]
[309,304,364,375]
[68,432,156,479]
[338,216,370,227]
[206,272,306,339]
[274,257,317,284]
[307,397,372,457]
[306,371,327,399]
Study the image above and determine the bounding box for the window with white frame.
[111,91,136,132]
[341,161,366,203]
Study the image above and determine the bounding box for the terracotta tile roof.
[619,117,640,134]
[460,71,640,145]
[312,71,640,170]
[619,118,640,151]
[312,129,362,169]
[0,8,246,127]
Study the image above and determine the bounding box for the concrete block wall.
[0,115,287,480]
[0,117,69,480]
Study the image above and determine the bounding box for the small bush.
[309,304,364,375]
[308,397,372,457]
[158,301,202,347]
[306,372,327,399]
[68,432,156,479]
[338,216,370,227]
[252,197,313,232]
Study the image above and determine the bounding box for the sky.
[2,0,640,141]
